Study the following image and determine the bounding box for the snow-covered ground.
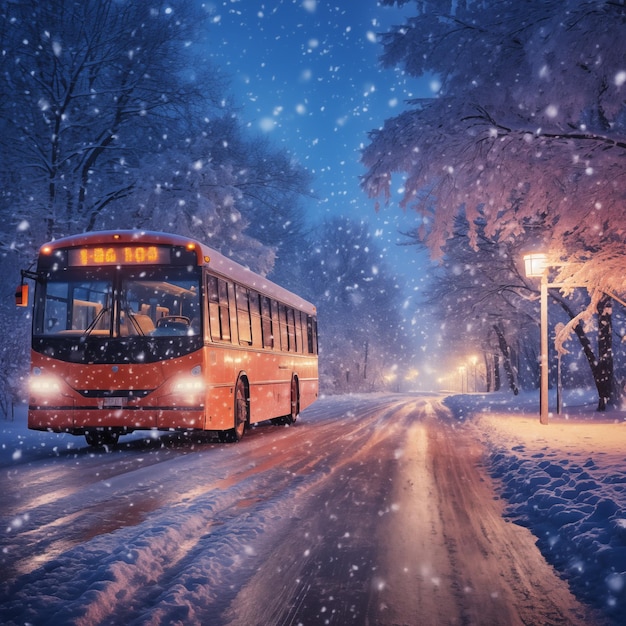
[445,389,626,622]
[1,391,625,624]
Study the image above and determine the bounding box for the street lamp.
[523,253,626,420]
[523,251,550,424]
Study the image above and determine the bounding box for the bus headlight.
[174,378,205,393]
[173,366,205,394]
[29,374,62,396]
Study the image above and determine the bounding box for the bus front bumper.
[28,405,206,433]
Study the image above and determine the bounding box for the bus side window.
[270,299,280,350]
[307,315,317,354]
[249,291,262,348]
[260,296,274,349]
[295,310,304,353]
[208,275,231,342]
[236,284,252,345]
[278,303,288,352]
[286,307,296,352]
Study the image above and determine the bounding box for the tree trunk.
[492,324,519,395]
[596,294,616,411]
[551,292,617,411]
[484,353,492,392]
[493,354,501,391]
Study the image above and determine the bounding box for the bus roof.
[40,230,316,315]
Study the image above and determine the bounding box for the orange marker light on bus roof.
[41,245,53,255]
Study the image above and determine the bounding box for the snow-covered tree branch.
[362,0,626,298]
[363,0,626,405]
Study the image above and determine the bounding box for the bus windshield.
[34,263,201,341]
[36,268,201,338]
[40,279,112,336]
[121,275,201,337]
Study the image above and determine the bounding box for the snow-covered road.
[0,394,607,625]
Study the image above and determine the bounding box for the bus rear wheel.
[285,376,299,425]
[273,377,299,426]
[221,379,248,442]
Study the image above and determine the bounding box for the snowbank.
[445,389,626,623]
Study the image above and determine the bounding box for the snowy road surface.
[0,394,606,625]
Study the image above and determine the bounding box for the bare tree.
[0,0,315,400]
[302,217,415,393]
[419,217,532,394]
[0,0,216,247]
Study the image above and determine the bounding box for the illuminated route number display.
[68,246,171,266]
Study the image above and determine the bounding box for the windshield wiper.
[81,306,110,338]
[122,305,148,336]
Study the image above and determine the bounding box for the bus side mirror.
[15,283,29,307]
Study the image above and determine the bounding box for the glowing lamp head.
[523,252,548,278]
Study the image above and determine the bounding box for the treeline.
[363,0,626,408]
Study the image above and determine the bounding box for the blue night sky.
[204,0,432,288]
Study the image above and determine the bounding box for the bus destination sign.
[68,245,171,267]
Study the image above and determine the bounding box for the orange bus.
[16,230,318,446]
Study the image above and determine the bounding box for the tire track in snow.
[0,395,403,625]
[1,394,605,625]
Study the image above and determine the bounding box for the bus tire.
[285,376,299,425]
[271,376,299,426]
[222,378,248,442]
[85,430,119,448]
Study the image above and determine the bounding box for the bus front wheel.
[85,430,119,448]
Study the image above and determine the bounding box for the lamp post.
[469,355,478,392]
[555,322,565,415]
[523,252,550,424]
[458,365,466,393]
